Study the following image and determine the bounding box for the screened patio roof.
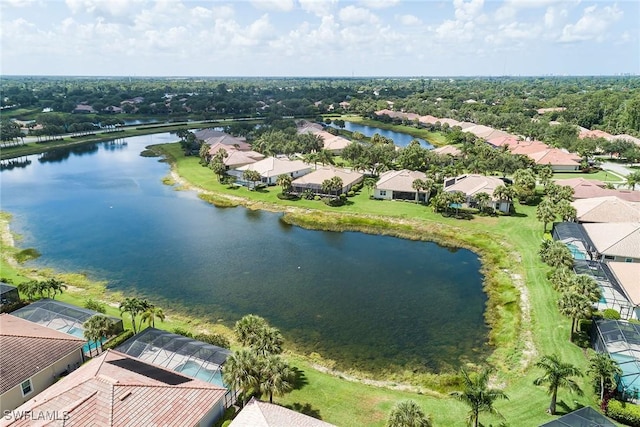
[538,406,616,427]
[593,320,640,399]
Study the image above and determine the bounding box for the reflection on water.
[0,132,488,374]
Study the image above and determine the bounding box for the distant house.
[536,107,566,115]
[579,129,613,140]
[297,124,351,154]
[0,314,85,413]
[556,178,640,202]
[233,157,312,185]
[0,282,20,308]
[374,169,430,201]
[207,142,265,170]
[443,174,511,213]
[291,166,363,196]
[103,105,123,114]
[229,397,336,427]
[582,222,640,263]
[431,145,463,158]
[72,104,96,114]
[572,196,640,223]
[5,349,228,427]
[527,148,581,172]
[462,124,510,140]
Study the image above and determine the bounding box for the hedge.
[103,329,135,350]
[607,399,640,426]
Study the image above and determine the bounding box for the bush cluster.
[103,330,134,350]
[607,399,640,427]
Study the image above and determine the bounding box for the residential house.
[443,174,511,213]
[607,262,640,319]
[4,349,228,427]
[0,314,85,413]
[0,282,20,308]
[579,129,613,140]
[207,142,265,170]
[72,104,96,114]
[536,107,566,115]
[461,124,510,140]
[431,145,463,158]
[582,222,640,263]
[556,178,640,202]
[485,135,521,149]
[527,148,582,172]
[229,397,336,427]
[572,196,640,223]
[291,166,363,196]
[233,157,312,185]
[297,124,351,154]
[608,134,640,148]
[374,169,430,201]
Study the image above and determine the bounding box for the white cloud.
[560,4,623,42]
[544,5,568,29]
[338,5,379,25]
[65,0,146,16]
[358,0,400,9]
[453,0,484,21]
[396,14,421,26]
[2,0,34,7]
[299,0,337,16]
[250,0,294,12]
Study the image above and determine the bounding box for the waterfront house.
[572,196,640,223]
[431,145,463,158]
[443,174,511,213]
[229,397,336,427]
[374,169,430,202]
[555,178,640,202]
[0,282,20,308]
[0,314,85,413]
[582,222,640,263]
[5,349,228,427]
[291,166,363,196]
[233,157,312,186]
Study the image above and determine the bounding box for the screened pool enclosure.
[11,299,123,339]
[116,328,231,389]
[593,320,640,400]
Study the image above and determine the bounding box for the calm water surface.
[0,133,488,373]
[328,122,434,149]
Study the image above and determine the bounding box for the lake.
[327,121,434,149]
[0,133,488,374]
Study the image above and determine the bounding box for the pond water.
[0,133,488,373]
[327,121,433,149]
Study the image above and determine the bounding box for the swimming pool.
[566,243,588,260]
[175,361,225,387]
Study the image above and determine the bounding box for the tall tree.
[141,304,165,328]
[259,354,294,403]
[450,368,508,427]
[386,400,432,427]
[558,291,593,340]
[536,198,557,233]
[276,174,293,196]
[234,314,270,347]
[588,352,622,402]
[534,354,583,415]
[83,314,113,353]
[222,349,260,407]
[243,169,263,190]
[119,297,148,334]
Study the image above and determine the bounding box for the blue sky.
[1,0,638,77]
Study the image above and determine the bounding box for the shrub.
[603,308,621,320]
[84,298,107,314]
[173,327,194,338]
[347,190,355,197]
[607,399,640,427]
[193,333,231,349]
[313,195,321,201]
[103,330,134,350]
[302,189,314,200]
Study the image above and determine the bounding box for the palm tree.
[17,280,40,301]
[533,354,583,415]
[316,149,335,166]
[538,166,554,189]
[276,174,293,196]
[539,240,574,269]
[556,199,577,222]
[83,314,112,353]
[549,267,573,291]
[254,327,284,356]
[234,314,269,347]
[588,352,622,402]
[386,400,432,427]
[450,368,508,427]
[119,297,147,334]
[222,349,260,407]
[242,169,263,190]
[568,274,601,303]
[536,198,556,233]
[412,179,427,203]
[259,354,294,403]
[474,192,492,213]
[625,171,640,190]
[558,291,594,340]
[141,304,165,328]
[493,185,515,203]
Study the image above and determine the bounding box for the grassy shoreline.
[0,138,600,425]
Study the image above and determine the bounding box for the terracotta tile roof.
[6,350,227,427]
[0,314,85,394]
[432,145,462,156]
[572,196,640,223]
[508,141,550,155]
[237,157,311,178]
[537,107,566,114]
[579,129,613,140]
[292,166,363,188]
[608,134,640,147]
[486,136,521,148]
[418,115,439,125]
[556,178,640,202]
[528,148,581,167]
[443,174,505,200]
[375,169,428,193]
[582,223,640,259]
[229,398,335,427]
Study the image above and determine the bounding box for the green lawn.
[553,170,624,183]
[1,144,604,426]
